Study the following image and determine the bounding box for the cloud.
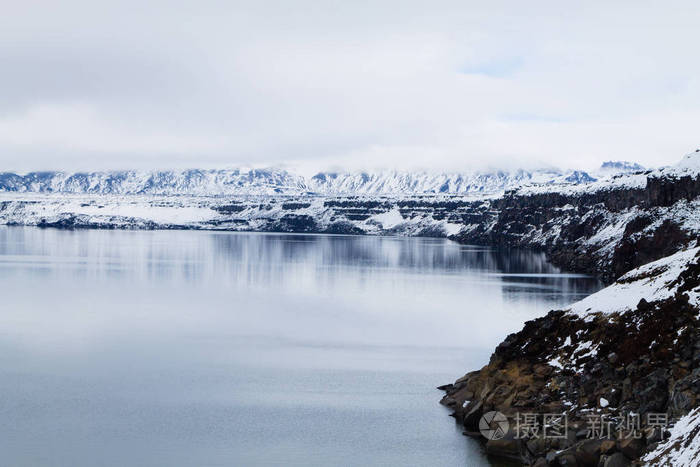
[0,0,698,171]
[0,103,226,154]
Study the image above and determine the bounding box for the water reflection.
[0,227,601,467]
[0,228,598,305]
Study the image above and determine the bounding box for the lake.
[0,227,602,466]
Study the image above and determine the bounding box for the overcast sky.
[1,1,698,173]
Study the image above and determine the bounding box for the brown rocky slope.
[440,248,700,466]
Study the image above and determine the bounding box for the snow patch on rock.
[643,407,700,467]
[368,209,404,229]
[567,247,700,317]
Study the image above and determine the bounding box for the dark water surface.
[0,227,602,466]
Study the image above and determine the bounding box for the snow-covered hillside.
[568,247,700,317]
[0,161,643,197]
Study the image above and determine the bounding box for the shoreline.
[440,248,700,465]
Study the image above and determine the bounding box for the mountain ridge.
[0,161,644,197]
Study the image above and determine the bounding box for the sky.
[0,0,698,173]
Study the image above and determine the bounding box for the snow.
[515,171,648,197]
[599,397,609,408]
[443,222,463,236]
[643,407,700,467]
[76,202,216,224]
[0,168,311,196]
[674,150,700,171]
[546,333,601,372]
[585,209,641,253]
[316,167,604,195]
[369,209,404,229]
[548,356,564,369]
[515,152,699,198]
[0,162,642,198]
[0,192,480,240]
[573,340,597,359]
[567,247,700,317]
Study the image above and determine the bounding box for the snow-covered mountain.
[0,169,309,196]
[0,161,643,197]
[307,168,577,195]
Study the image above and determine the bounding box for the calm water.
[0,227,602,466]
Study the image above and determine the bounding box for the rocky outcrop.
[440,248,700,465]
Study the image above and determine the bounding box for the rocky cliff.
[440,247,700,466]
[453,160,700,283]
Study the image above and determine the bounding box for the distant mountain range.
[0,161,645,197]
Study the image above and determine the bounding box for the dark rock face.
[453,172,700,282]
[610,220,690,280]
[646,173,700,206]
[439,250,700,465]
[266,214,318,232]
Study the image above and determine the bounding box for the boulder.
[574,439,604,466]
[617,437,644,460]
[603,453,630,467]
[485,437,522,460]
